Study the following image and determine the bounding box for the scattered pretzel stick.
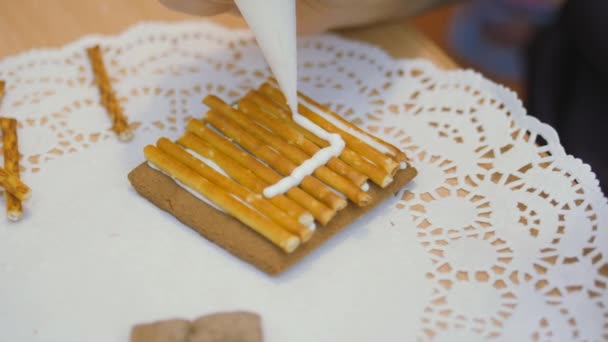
[260,83,399,174]
[144,145,300,253]
[185,120,336,225]
[0,167,30,202]
[203,110,348,211]
[1,117,24,221]
[244,90,394,187]
[205,96,372,206]
[177,132,313,226]
[156,138,313,242]
[86,45,133,142]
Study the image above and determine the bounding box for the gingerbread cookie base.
[128,163,417,275]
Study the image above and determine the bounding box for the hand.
[159,0,423,33]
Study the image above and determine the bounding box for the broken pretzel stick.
[205,96,371,206]
[86,45,133,142]
[260,83,400,174]
[1,117,24,221]
[0,167,30,202]
[244,90,394,187]
[177,132,313,227]
[185,120,336,225]
[157,138,313,242]
[144,145,300,253]
[203,110,348,211]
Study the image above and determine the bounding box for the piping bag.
[234,0,346,198]
[234,0,299,115]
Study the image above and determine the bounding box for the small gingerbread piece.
[130,319,191,342]
[190,312,263,342]
[130,312,263,342]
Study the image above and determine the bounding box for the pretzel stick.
[177,133,313,226]
[144,145,300,253]
[203,111,348,211]
[243,91,394,187]
[156,138,313,242]
[268,78,409,165]
[261,82,399,173]
[0,167,30,201]
[185,120,336,225]
[299,91,409,165]
[205,96,371,206]
[86,45,133,142]
[0,80,5,105]
[1,118,23,221]
[236,97,368,187]
[243,90,291,120]
[260,83,399,174]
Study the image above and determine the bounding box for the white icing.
[184,147,228,177]
[263,129,345,197]
[235,0,299,115]
[361,182,370,192]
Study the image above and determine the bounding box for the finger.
[159,0,234,16]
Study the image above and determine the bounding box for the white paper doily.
[0,21,606,342]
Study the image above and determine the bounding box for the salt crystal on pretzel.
[86,45,133,142]
[144,145,301,253]
[1,117,24,221]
